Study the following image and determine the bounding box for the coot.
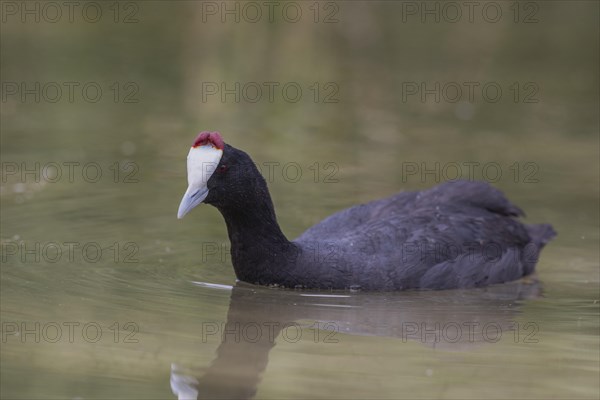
[177,131,555,291]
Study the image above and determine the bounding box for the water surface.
[1,1,599,399]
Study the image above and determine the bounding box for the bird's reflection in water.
[171,279,541,399]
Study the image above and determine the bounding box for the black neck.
[216,180,298,285]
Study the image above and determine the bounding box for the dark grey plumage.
[202,144,556,291]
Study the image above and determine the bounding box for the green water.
[1,1,599,399]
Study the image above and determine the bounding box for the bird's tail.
[526,224,557,249]
[521,224,556,276]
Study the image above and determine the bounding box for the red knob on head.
[192,131,224,149]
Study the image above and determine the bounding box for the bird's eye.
[218,164,228,173]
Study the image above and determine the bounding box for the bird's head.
[177,131,262,218]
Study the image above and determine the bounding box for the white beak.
[177,145,223,219]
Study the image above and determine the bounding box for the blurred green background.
[1,1,599,399]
